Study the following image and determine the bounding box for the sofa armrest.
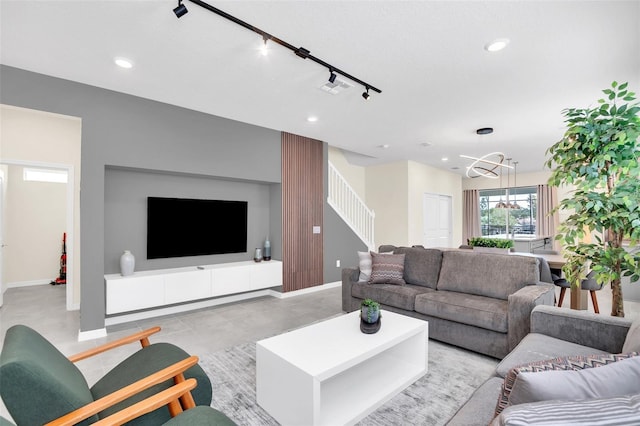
[341,268,360,312]
[530,305,632,353]
[507,283,555,351]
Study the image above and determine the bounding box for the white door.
[423,193,452,248]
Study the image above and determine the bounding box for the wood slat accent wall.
[281,132,324,292]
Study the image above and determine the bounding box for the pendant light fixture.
[496,158,521,210]
[511,161,521,209]
[495,161,508,209]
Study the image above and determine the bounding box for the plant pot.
[361,306,380,324]
[473,247,510,255]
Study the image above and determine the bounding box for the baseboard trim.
[268,281,341,299]
[78,327,107,341]
[6,279,52,289]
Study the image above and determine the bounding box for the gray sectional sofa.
[447,305,640,425]
[342,245,556,359]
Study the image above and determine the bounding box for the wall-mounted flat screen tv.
[147,197,248,259]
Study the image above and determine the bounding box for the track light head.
[362,86,370,100]
[328,69,337,84]
[173,0,188,18]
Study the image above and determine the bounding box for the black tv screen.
[147,197,248,259]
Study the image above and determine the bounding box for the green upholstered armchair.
[0,325,235,425]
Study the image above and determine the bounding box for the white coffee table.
[256,310,428,426]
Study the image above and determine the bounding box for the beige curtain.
[536,184,559,249]
[462,189,480,245]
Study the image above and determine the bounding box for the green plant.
[545,81,640,317]
[468,237,514,249]
[360,298,380,323]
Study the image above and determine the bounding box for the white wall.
[365,161,409,247]
[0,104,81,307]
[328,146,366,200]
[4,165,66,284]
[363,161,463,248]
[407,161,463,247]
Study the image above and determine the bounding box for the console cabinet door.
[251,262,283,290]
[212,265,252,296]
[106,276,165,314]
[165,270,211,304]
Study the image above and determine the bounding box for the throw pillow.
[357,250,393,282]
[491,394,640,426]
[368,252,406,285]
[622,318,640,353]
[507,356,640,406]
[494,352,639,416]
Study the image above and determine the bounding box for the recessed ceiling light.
[378,144,390,149]
[307,116,318,122]
[484,38,510,52]
[441,157,449,162]
[114,57,133,69]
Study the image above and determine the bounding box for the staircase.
[327,162,375,250]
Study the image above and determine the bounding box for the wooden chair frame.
[40,327,198,426]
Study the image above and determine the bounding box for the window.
[479,187,536,237]
[23,168,68,184]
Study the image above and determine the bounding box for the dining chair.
[533,250,570,306]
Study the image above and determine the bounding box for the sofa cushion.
[351,282,433,311]
[437,251,539,300]
[491,394,640,426]
[415,291,508,333]
[495,333,611,378]
[495,352,639,415]
[508,356,640,408]
[392,247,442,289]
[369,252,406,285]
[622,318,640,353]
[378,244,397,253]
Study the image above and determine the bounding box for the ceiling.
[1,1,639,176]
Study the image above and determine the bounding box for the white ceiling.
[1,1,639,175]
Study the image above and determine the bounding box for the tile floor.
[1,280,639,422]
[0,283,343,422]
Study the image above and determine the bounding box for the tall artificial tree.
[545,81,640,317]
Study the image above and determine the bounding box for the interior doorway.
[422,193,453,248]
[0,160,74,310]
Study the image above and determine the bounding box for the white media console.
[105,260,283,315]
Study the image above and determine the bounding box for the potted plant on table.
[361,298,380,323]
[546,81,640,317]
[360,299,381,333]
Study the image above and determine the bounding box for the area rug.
[200,337,498,425]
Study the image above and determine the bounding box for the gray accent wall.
[1,65,366,332]
[1,65,281,332]
[104,167,274,273]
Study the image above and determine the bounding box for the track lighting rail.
[180,0,382,96]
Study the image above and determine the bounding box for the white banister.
[327,162,375,250]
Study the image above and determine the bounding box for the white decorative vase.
[120,250,135,276]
